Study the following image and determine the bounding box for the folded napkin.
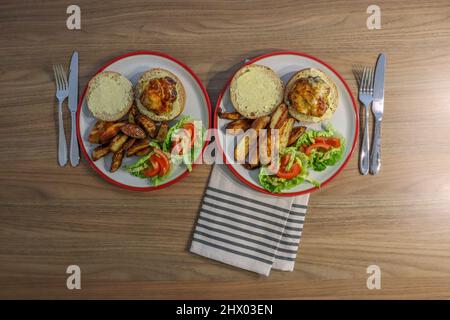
[190,164,309,276]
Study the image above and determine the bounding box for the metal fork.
[53,64,69,166]
[354,66,374,175]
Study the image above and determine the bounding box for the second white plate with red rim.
[214,51,359,196]
[77,51,211,191]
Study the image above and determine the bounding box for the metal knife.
[370,53,386,175]
[68,51,80,167]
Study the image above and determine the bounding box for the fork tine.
[362,67,367,92]
[57,65,65,90]
[56,65,63,90]
[366,67,371,92]
[56,64,63,90]
[53,65,61,91]
[59,65,68,90]
[370,67,374,93]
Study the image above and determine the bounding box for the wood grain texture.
[1,0,450,299]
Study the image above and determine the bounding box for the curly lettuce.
[258,150,316,193]
[124,143,172,186]
[258,124,345,193]
[125,152,154,179]
[295,124,345,172]
[162,116,205,172]
[162,116,192,152]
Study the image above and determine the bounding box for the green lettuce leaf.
[125,152,154,178]
[162,116,204,172]
[295,124,345,172]
[124,149,172,186]
[258,152,311,193]
[189,122,206,171]
[162,116,192,152]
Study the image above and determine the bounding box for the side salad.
[259,124,345,193]
[126,116,204,185]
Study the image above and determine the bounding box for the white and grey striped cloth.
[190,164,309,276]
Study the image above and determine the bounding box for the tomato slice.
[314,137,341,148]
[276,162,301,180]
[305,142,332,155]
[328,138,341,148]
[153,148,170,177]
[183,123,195,148]
[144,155,160,177]
[171,140,183,155]
[171,123,195,155]
[280,154,290,167]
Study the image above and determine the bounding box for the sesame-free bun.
[284,68,339,123]
[86,71,133,121]
[134,68,185,121]
[230,64,284,119]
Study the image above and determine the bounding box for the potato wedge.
[278,117,295,152]
[156,122,169,143]
[128,105,138,124]
[110,150,124,173]
[234,130,257,164]
[136,114,157,138]
[99,122,126,144]
[259,129,271,166]
[225,119,253,135]
[287,126,306,147]
[269,103,288,129]
[244,138,260,170]
[109,133,129,153]
[135,147,151,157]
[120,123,146,139]
[234,116,270,165]
[122,138,136,151]
[126,139,150,157]
[243,163,260,170]
[88,121,110,144]
[218,110,241,120]
[243,116,270,168]
[92,144,110,161]
[251,115,271,131]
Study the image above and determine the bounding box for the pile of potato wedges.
[219,103,306,170]
[88,105,169,172]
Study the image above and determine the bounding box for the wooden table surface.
[1,0,450,299]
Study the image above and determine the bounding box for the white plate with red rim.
[77,51,211,191]
[214,51,359,196]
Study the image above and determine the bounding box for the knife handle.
[58,101,68,167]
[359,105,370,175]
[70,111,80,167]
[370,118,382,175]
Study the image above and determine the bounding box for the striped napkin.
[190,164,309,276]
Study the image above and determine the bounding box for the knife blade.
[370,53,386,175]
[68,51,80,166]
[373,53,385,104]
[68,51,78,112]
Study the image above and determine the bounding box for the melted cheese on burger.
[288,76,331,117]
[140,77,177,115]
